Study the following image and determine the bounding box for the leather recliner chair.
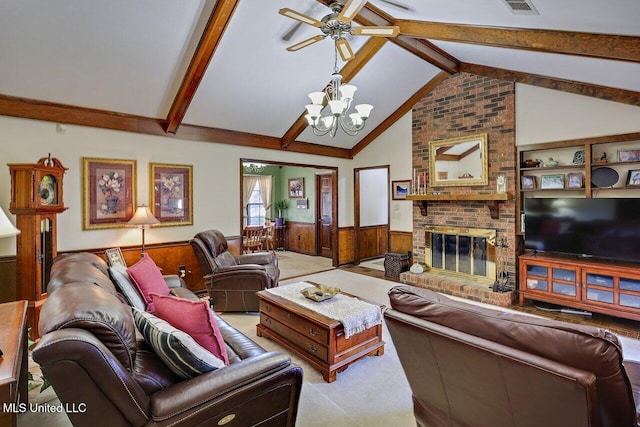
[190,229,280,312]
[384,285,640,427]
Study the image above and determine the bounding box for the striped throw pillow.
[132,308,226,379]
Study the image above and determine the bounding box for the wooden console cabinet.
[0,301,28,427]
[519,252,640,321]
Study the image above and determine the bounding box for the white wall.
[354,112,413,231]
[516,84,640,145]
[0,116,352,256]
[358,168,388,226]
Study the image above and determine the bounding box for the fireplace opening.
[426,226,496,284]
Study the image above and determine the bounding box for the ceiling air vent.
[501,0,539,15]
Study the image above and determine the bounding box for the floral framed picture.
[150,163,193,226]
[83,158,136,230]
[391,180,411,200]
[288,177,304,198]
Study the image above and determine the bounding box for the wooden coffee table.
[256,289,384,383]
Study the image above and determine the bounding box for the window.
[246,183,266,225]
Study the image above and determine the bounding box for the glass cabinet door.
[584,272,614,305]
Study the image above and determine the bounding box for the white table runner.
[266,282,382,339]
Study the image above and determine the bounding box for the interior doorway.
[240,159,339,267]
[354,165,390,264]
[316,173,335,259]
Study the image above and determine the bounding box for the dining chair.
[243,225,264,253]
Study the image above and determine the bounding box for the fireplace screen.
[426,226,495,283]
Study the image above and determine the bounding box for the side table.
[0,300,28,427]
[274,225,287,251]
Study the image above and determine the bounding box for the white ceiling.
[0,0,638,153]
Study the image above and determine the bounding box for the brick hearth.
[400,271,517,307]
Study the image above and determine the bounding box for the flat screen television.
[524,198,640,263]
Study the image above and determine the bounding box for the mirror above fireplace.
[429,134,488,187]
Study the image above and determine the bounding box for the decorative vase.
[275,217,284,226]
[167,198,183,213]
[106,196,118,214]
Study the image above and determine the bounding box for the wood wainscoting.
[338,227,413,266]
[389,230,413,257]
[338,227,355,265]
[358,224,389,261]
[0,256,18,303]
[285,221,317,255]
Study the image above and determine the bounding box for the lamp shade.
[0,207,20,238]
[127,206,159,227]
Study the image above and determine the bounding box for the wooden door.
[316,173,333,258]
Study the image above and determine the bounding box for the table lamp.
[126,205,159,256]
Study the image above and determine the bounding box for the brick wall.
[412,73,518,280]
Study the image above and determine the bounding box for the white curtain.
[257,175,272,219]
[242,175,260,226]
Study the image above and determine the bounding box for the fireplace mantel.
[407,192,512,219]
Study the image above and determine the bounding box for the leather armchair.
[33,253,302,427]
[190,229,280,312]
[384,285,640,427]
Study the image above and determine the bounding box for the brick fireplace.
[401,72,518,306]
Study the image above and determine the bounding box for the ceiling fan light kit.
[280,0,398,137]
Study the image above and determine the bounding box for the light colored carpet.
[277,251,336,280]
[20,270,414,427]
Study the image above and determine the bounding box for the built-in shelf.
[406,192,512,219]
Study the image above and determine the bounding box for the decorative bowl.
[301,282,341,302]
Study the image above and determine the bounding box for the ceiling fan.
[279,0,400,61]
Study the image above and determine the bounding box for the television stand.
[519,252,640,321]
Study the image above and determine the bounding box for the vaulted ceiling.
[1,0,639,159]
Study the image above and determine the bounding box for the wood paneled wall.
[358,224,389,261]
[338,227,355,265]
[389,231,413,256]
[285,221,316,255]
[0,256,17,303]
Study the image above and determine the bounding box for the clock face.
[38,175,57,206]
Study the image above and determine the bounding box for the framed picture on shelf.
[617,149,640,162]
[150,163,193,226]
[391,180,411,200]
[567,172,584,189]
[627,169,640,187]
[540,174,565,189]
[288,177,304,198]
[521,175,536,189]
[105,248,125,267]
[82,157,136,230]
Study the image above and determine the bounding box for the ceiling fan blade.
[352,26,400,37]
[337,0,368,23]
[377,0,413,12]
[279,8,323,28]
[282,22,303,42]
[336,38,355,61]
[286,35,326,52]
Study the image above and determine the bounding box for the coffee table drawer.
[260,300,329,344]
[260,313,329,362]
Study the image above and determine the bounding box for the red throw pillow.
[127,255,170,312]
[151,293,229,365]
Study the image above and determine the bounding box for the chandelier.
[304,42,373,137]
[244,162,266,173]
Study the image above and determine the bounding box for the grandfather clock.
[9,154,67,339]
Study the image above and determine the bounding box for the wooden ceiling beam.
[350,71,449,157]
[0,94,351,158]
[280,37,387,149]
[164,0,240,134]
[462,63,640,107]
[396,20,640,63]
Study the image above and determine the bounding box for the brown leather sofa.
[33,252,302,427]
[190,229,279,312]
[385,285,640,427]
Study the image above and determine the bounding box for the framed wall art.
[617,149,640,162]
[627,169,640,187]
[521,175,536,189]
[391,180,411,200]
[567,173,585,189]
[288,177,304,198]
[105,248,125,267]
[83,158,136,230]
[540,174,565,190]
[150,163,193,226]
